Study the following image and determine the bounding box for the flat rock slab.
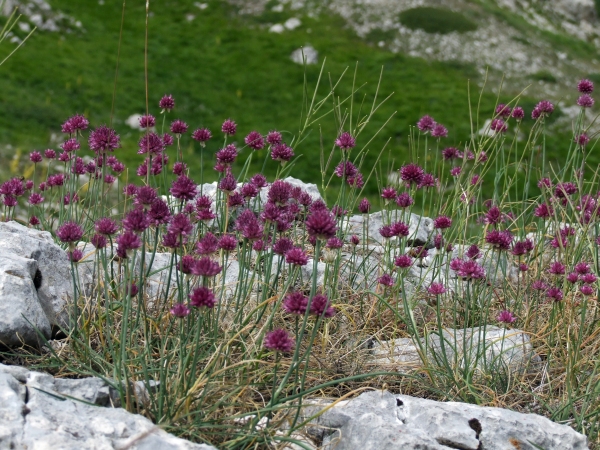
[0,363,216,450]
[306,390,588,450]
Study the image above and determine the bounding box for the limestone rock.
[344,210,434,246]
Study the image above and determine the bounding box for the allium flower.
[189,286,216,308]
[271,143,295,163]
[89,125,120,153]
[577,94,594,108]
[331,205,347,218]
[427,283,446,295]
[534,202,553,218]
[334,132,356,150]
[379,225,394,239]
[218,171,237,193]
[490,118,507,133]
[139,114,156,128]
[167,214,193,239]
[170,303,190,318]
[519,263,528,272]
[580,285,594,296]
[581,273,597,284]
[28,192,44,205]
[216,144,238,166]
[450,166,461,177]
[567,272,579,284]
[442,147,461,160]
[91,233,107,249]
[394,254,413,268]
[408,246,428,259]
[138,132,164,154]
[57,221,84,244]
[418,173,437,189]
[358,198,371,214]
[244,131,265,150]
[95,217,119,235]
[396,192,414,208]
[241,183,259,200]
[123,208,150,233]
[400,164,425,186]
[170,119,188,135]
[575,133,590,147]
[417,115,436,132]
[334,161,358,179]
[116,231,142,257]
[326,237,344,249]
[172,162,187,176]
[148,199,172,225]
[575,262,590,275]
[61,114,89,134]
[350,235,360,245]
[69,248,85,263]
[219,234,237,252]
[391,221,409,237]
[511,239,533,256]
[453,259,486,280]
[431,123,448,138]
[485,230,513,250]
[381,187,397,202]
[273,237,294,256]
[253,239,268,252]
[159,94,175,111]
[497,310,516,324]
[266,130,282,145]
[162,232,181,249]
[193,256,222,277]
[192,128,212,145]
[578,79,594,94]
[546,287,564,302]
[511,107,525,121]
[555,182,578,198]
[264,329,294,353]
[29,151,42,163]
[310,294,336,318]
[495,103,511,119]
[268,180,293,206]
[434,215,452,229]
[170,175,197,201]
[305,209,337,240]
[484,206,504,225]
[251,173,268,189]
[283,292,308,315]
[221,118,236,135]
[378,273,395,287]
[283,247,307,266]
[29,216,40,226]
[44,149,56,159]
[163,133,174,146]
[531,100,554,119]
[548,261,566,275]
[531,280,548,291]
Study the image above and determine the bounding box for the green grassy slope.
[0,0,586,200]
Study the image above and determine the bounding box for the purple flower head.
[95,217,119,235]
[442,147,462,160]
[60,138,80,153]
[450,166,462,177]
[57,221,84,244]
[273,237,294,255]
[161,232,181,249]
[196,231,219,255]
[221,118,236,135]
[148,199,172,226]
[283,292,308,315]
[123,208,150,233]
[264,329,294,353]
[394,254,413,268]
[326,236,344,249]
[159,94,175,111]
[266,130,282,145]
[268,180,293,206]
[379,225,394,239]
[253,239,268,252]
[351,235,360,246]
[251,173,268,189]
[172,161,187,176]
[28,192,44,205]
[310,199,328,213]
[334,161,359,179]
[89,125,120,154]
[68,248,83,263]
[511,107,525,121]
[576,133,590,147]
[531,100,554,119]
[91,233,107,249]
[29,151,42,163]
[534,202,553,218]
[306,209,337,240]
[580,285,594,296]
[485,229,513,250]
[400,164,425,186]
[170,175,197,201]
[192,128,212,145]
[418,173,438,189]
[578,79,594,94]
[511,238,533,256]
[286,247,309,266]
[139,114,156,129]
[244,131,265,150]
[378,273,395,287]
[581,273,597,284]
[310,293,336,318]
[355,199,370,215]
[396,192,414,208]
[179,255,197,275]
[189,286,216,308]
[335,132,356,150]
[431,123,448,138]
[61,114,89,134]
[218,234,237,252]
[497,310,516,324]
[532,280,548,291]
[163,133,174,146]
[575,262,590,275]
[44,149,56,159]
[546,287,564,302]
[484,206,505,226]
[577,94,594,108]
[271,143,295,163]
[417,115,436,132]
[193,256,222,277]
[216,144,238,166]
[170,303,190,318]
[331,205,347,218]
[134,186,158,207]
[170,119,188,135]
[391,221,410,237]
[218,171,237,193]
[138,132,164,155]
[381,187,397,202]
[555,182,578,198]
[116,231,142,257]
[490,118,508,134]
[168,213,193,238]
[519,263,528,272]
[454,259,486,280]
[427,282,446,295]
[548,261,566,275]
[495,104,512,119]
[408,246,428,259]
[567,272,579,284]
[239,183,258,200]
[434,215,452,229]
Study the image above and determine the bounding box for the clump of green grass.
[399,7,478,34]
[531,70,558,83]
